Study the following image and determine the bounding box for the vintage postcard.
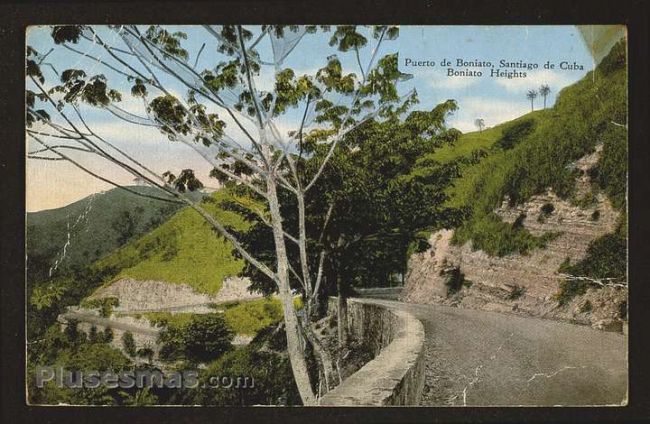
[25,24,628,407]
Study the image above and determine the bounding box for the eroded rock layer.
[402,146,627,331]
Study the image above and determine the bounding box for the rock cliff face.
[401,145,627,332]
[90,276,261,312]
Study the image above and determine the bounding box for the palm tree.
[539,84,551,109]
[474,118,485,132]
[526,89,538,112]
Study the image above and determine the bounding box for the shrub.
[442,266,467,296]
[541,202,555,216]
[593,125,627,210]
[507,285,526,300]
[81,297,119,318]
[579,300,593,313]
[591,210,601,221]
[188,324,301,406]
[223,298,285,336]
[101,328,114,343]
[555,227,626,305]
[555,279,590,306]
[122,331,136,357]
[447,40,627,257]
[158,314,234,364]
[136,347,155,362]
[454,213,555,257]
[558,256,572,273]
[495,119,536,150]
[563,231,626,282]
[537,202,555,223]
[89,325,98,342]
[512,213,526,230]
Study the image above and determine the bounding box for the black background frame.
[1,0,648,423]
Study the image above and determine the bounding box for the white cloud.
[449,96,529,132]
[494,69,574,94]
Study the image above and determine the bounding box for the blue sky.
[26,25,595,211]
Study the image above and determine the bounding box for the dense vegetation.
[28,321,143,405]
[141,297,299,336]
[26,187,193,342]
[233,101,464,302]
[25,38,628,406]
[432,40,627,258]
[157,314,234,363]
[184,324,302,406]
[26,186,192,284]
[91,189,257,295]
[556,220,627,305]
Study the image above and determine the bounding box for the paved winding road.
[365,299,627,406]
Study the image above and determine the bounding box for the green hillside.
[26,186,197,284]
[419,109,548,166]
[139,296,303,336]
[420,40,627,257]
[91,189,259,295]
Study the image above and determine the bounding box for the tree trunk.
[336,236,348,349]
[296,192,312,308]
[337,274,348,349]
[266,176,316,406]
[303,322,336,390]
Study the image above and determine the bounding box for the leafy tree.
[27,24,417,404]
[63,319,85,344]
[30,283,66,311]
[158,314,233,363]
[122,330,137,357]
[119,388,158,406]
[474,118,485,132]
[495,118,536,150]
[136,346,155,363]
[158,323,186,362]
[189,323,301,406]
[232,100,463,354]
[111,209,142,245]
[184,314,234,363]
[526,89,538,111]
[28,336,133,406]
[88,325,99,342]
[539,84,551,109]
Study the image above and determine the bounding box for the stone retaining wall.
[320,298,425,406]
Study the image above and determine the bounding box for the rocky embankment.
[401,145,627,332]
[90,276,261,313]
[59,276,263,362]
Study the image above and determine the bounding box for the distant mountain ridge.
[26,186,201,284]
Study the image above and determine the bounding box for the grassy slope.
[421,110,546,166]
[139,297,303,335]
[92,189,259,295]
[141,298,281,336]
[424,40,627,256]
